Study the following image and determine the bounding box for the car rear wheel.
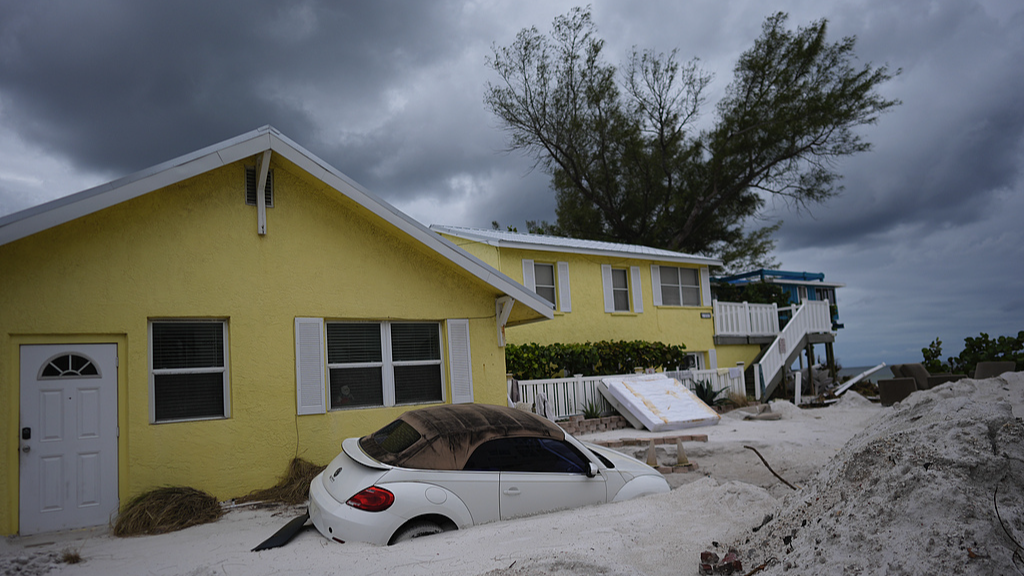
[390,520,445,544]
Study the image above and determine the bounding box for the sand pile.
[742,374,1024,575]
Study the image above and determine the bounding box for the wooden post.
[806,343,816,395]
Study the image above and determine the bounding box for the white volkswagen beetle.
[308,404,669,545]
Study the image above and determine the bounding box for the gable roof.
[430,225,722,267]
[0,126,553,324]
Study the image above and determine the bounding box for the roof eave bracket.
[256,150,271,235]
[496,296,515,347]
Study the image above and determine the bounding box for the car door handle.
[502,487,521,496]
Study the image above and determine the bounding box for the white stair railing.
[713,301,780,336]
[752,300,833,399]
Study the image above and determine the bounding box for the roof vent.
[245,166,274,207]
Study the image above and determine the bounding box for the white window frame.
[652,265,702,307]
[325,321,446,410]
[602,265,642,313]
[533,262,557,308]
[149,319,230,423]
[522,259,571,312]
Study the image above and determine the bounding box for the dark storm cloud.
[0,0,1021,367]
[766,0,1024,252]
[0,0,461,180]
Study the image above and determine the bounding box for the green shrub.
[921,331,1024,375]
[506,340,688,380]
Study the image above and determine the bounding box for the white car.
[308,404,669,545]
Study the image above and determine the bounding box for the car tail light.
[346,486,395,512]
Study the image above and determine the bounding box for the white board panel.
[600,374,720,432]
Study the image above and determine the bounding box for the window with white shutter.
[295,318,326,415]
[447,319,473,404]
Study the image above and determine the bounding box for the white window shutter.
[295,317,326,415]
[601,264,614,313]
[447,319,474,404]
[557,261,571,312]
[521,260,536,291]
[650,265,662,306]
[630,266,643,313]
[700,266,711,307]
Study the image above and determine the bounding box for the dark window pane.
[613,289,630,311]
[534,263,555,286]
[330,367,384,408]
[661,266,679,286]
[537,439,589,473]
[391,324,440,362]
[154,372,225,421]
[662,285,682,306]
[153,323,224,370]
[678,267,699,286]
[370,420,422,453]
[327,323,382,364]
[536,285,556,306]
[611,268,628,290]
[464,438,587,473]
[682,286,701,306]
[394,365,443,404]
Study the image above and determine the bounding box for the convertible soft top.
[358,404,565,470]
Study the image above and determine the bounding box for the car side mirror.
[586,462,599,478]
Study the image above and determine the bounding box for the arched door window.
[38,353,101,379]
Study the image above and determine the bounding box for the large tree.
[486,9,899,270]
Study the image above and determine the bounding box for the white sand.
[3,374,1020,576]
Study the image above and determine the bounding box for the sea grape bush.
[921,331,1024,375]
[506,340,689,380]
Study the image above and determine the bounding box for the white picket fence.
[510,368,746,421]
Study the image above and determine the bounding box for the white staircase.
[751,300,834,400]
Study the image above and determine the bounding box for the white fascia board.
[429,225,721,267]
[485,241,720,267]
[0,127,275,247]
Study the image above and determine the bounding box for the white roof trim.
[431,224,722,267]
[0,126,553,322]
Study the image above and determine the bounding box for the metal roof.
[0,126,554,324]
[713,268,845,288]
[430,225,722,266]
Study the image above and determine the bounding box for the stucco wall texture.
[0,159,509,534]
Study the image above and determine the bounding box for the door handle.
[502,487,521,496]
[21,445,30,453]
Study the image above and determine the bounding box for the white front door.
[19,344,119,535]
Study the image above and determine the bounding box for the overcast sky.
[1,0,1021,368]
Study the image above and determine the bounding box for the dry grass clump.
[113,486,224,537]
[61,548,83,564]
[235,458,326,505]
[725,392,755,408]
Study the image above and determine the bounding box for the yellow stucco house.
[430,226,761,373]
[0,127,553,536]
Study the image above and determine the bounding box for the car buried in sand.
[308,403,670,545]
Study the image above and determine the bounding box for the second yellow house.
[430,226,758,372]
